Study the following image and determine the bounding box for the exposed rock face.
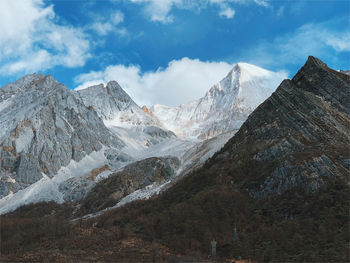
[180,131,236,175]
[79,156,180,214]
[74,81,176,152]
[75,81,159,127]
[150,63,287,139]
[0,74,123,198]
[210,56,350,198]
[141,105,155,118]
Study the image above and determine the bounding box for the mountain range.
[0,56,349,262]
[0,61,285,213]
[150,63,286,139]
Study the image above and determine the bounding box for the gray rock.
[74,81,159,126]
[210,56,350,199]
[79,156,181,213]
[0,74,124,197]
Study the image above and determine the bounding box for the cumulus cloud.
[74,58,234,106]
[127,0,268,23]
[0,0,90,75]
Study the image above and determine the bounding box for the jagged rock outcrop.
[150,63,286,139]
[74,81,176,151]
[0,74,123,198]
[74,81,159,127]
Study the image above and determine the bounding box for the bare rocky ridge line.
[2,58,343,216]
[210,56,350,198]
[74,81,160,127]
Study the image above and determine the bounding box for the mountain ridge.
[74,81,160,127]
[0,56,349,262]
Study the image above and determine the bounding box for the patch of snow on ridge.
[0,97,12,113]
[72,181,172,222]
[0,149,108,215]
[0,174,64,215]
[115,181,171,208]
[14,127,34,153]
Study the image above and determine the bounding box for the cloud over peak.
[0,0,90,75]
[74,57,235,106]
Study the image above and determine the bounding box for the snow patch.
[115,181,170,208]
[0,97,12,113]
[0,149,108,215]
[72,181,171,221]
[15,127,34,153]
[95,170,113,182]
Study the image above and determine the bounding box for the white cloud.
[219,7,236,19]
[111,10,125,24]
[0,0,90,75]
[253,0,269,7]
[74,57,234,106]
[276,5,285,17]
[90,10,126,36]
[326,34,350,52]
[127,0,268,23]
[129,0,180,23]
[242,21,350,68]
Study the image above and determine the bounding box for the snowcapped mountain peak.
[205,62,287,110]
[151,62,287,139]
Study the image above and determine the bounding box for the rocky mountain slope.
[0,76,182,214]
[120,56,348,261]
[0,57,348,262]
[211,56,350,198]
[0,66,244,214]
[75,81,181,160]
[0,74,123,198]
[75,81,159,127]
[78,156,180,215]
[150,63,286,139]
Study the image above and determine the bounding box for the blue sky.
[0,0,349,106]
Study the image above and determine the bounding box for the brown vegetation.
[88,165,110,181]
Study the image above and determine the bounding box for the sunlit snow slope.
[150,63,287,139]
